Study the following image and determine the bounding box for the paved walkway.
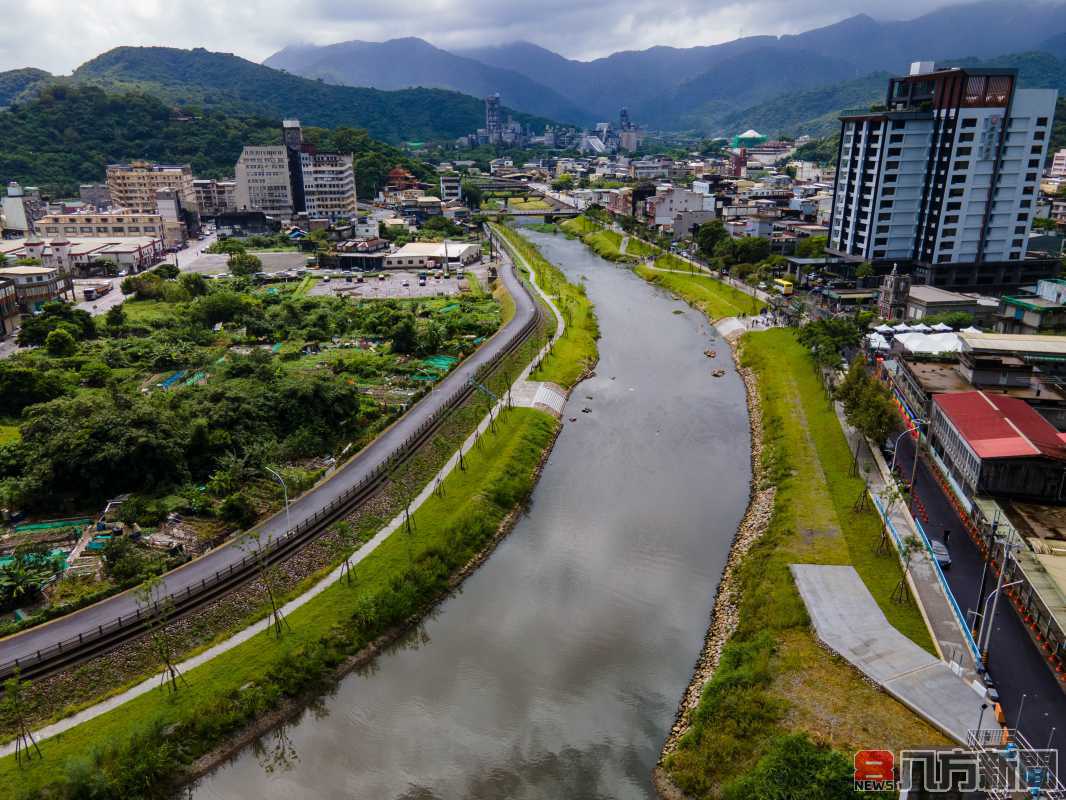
[835,403,981,681]
[792,564,989,744]
[1,236,567,756]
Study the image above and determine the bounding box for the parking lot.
[181,251,309,275]
[306,267,490,299]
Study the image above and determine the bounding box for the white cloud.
[0,0,1044,73]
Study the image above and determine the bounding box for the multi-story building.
[192,179,236,217]
[1050,148,1066,179]
[485,94,502,145]
[1,182,45,236]
[300,151,357,221]
[0,248,74,312]
[439,173,462,204]
[78,184,112,210]
[106,161,197,213]
[234,120,356,222]
[0,279,20,336]
[829,62,1058,290]
[37,210,183,249]
[235,146,293,219]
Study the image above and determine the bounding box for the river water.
[191,227,751,800]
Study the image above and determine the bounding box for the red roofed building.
[929,390,1066,503]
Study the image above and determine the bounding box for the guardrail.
[871,493,982,665]
[0,278,544,681]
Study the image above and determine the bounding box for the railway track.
[0,259,544,683]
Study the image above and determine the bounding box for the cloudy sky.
[0,0,981,73]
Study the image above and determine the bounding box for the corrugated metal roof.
[934,391,1066,460]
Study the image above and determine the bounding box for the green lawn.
[635,263,761,321]
[492,223,599,389]
[2,408,559,797]
[624,236,661,258]
[0,424,20,445]
[664,328,946,797]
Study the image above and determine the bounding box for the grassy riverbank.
[663,328,946,797]
[491,223,599,389]
[635,264,761,321]
[4,407,560,799]
[559,216,634,263]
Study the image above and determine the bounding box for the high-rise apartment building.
[106,161,197,213]
[234,120,356,222]
[235,146,294,219]
[829,62,1058,289]
[300,152,357,220]
[485,94,502,145]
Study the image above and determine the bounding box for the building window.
[1035,131,1046,141]
[961,118,977,128]
[947,202,962,210]
[1032,145,1042,154]
[1013,238,1024,247]
[959,132,975,142]
[945,215,959,223]
[890,134,904,143]
[942,228,957,238]
[949,188,965,197]
[1015,225,1027,234]
[878,212,891,221]
[951,174,967,184]
[1018,213,1029,221]
[892,120,906,130]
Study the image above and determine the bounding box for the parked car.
[929,540,952,571]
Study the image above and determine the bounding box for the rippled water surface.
[193,227,751,800]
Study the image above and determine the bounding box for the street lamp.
[265,466,290,531]
[977,577,1023,660]
[889,419,926,474]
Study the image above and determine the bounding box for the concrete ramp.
[510,380,567,417]
[791,564,988,744]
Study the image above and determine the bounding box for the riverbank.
[492,223,599,388]
[2,252,593,799]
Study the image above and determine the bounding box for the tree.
[855,261,875,279]
[105,303,127,329]
[178,271,208,297]
[696,220,728,257]
[1,671,42,767]
[228,252,262,278]
[44,327,76,357]
[136,574,186,693]
[207,238,247,255]
[17,301,96,346]
[389,315,418,354]
[153,263,179,280]
[241,529,289,639]
[892,535,923,604]
[551,173,574,191]
[220,491,257,528]
[795,235,827,258]
[460,180,483,209]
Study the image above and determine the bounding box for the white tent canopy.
[961,326,982,334]
[892,331,962,354]
[893,323,914,333]
[874,323,895,334]
[930,322,953,332]
[866,333,890,351]
[910,322,932,333]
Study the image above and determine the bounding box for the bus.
[773,278,794,296]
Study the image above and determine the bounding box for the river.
[191,226,751,800]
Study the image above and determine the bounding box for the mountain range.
[269,0,1066,132]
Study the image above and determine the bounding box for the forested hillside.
[71,46,554,143]
[0,84,434,197]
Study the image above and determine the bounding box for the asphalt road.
[894,435,1066,747]
[0,255,536,668]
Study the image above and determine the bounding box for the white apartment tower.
[829,62,1057,289]
[235,145,294,219]
[234,121,356,222]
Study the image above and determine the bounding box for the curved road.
[0,257,538,667]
